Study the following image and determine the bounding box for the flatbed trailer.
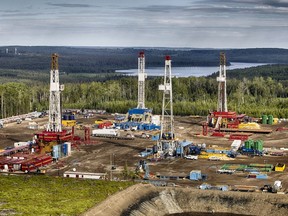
[219,128,272,134]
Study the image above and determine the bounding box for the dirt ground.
[1,114,288,189]
[82,184,288,216]
[1,114,288,215]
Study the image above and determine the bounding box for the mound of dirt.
[83,184,288,216]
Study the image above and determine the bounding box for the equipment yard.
[1,114,288,215]
[1,114,288,190]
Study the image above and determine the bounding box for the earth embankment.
[83,184,288,216]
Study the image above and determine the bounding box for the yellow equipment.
[62,120,76,127]
[238,122,260,129]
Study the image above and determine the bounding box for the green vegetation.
[1,47,288,75]
[1,46,288,118]
[2,74,288,118]
[0,175,134,216]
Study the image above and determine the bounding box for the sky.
[0,0,288,48]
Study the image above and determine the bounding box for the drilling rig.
[137,51,147,109]
[157,56,177,156]
[35,54,73,153]
[126,51,151,123]
[217,52,228,112]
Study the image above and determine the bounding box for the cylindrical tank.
[63,115,69,120]
[245,140,252,149]
[262,115,268,124]
[254,140,258,150]
[69,115,75,120]
[253,140,263,151]
[258,140,263,151]
[268,115,273,125]
[152,145,158,154]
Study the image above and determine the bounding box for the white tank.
[92,129,119,137]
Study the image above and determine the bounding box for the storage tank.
[255,140,263,151]
[62,115,69,120]
[152,145,158,154]
[261,115,268,124]
[69,115,75,120]
[91,129,119,137]
[268,115,273,125]
[244,140,252,149]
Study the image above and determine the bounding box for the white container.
[91,129,119,137]
[65,142,72,156]
[151,115,160,126]
[14,142,29,148]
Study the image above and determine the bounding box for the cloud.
[264,0,288,7]
[130,5,186,13]
[47,3,92,8]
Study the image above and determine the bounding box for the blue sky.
[0,0,288,48]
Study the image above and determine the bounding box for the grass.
[0,175,135,216]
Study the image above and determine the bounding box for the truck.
[91,129,120,138]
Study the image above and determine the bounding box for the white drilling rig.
[157,56,177,156]
[216,52,228,112]
[137,51,147,109]
[46,53,64,132]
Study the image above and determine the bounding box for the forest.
[0,46,288,119]
[1,73,288,119]
[1,46,288,74]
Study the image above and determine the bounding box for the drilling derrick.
[157,56,176,155]
[137,51,147,109]
[217,52,227,112]
[47,53,63,132]
[34,53,73,154]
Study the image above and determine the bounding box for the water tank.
[152,145,158,154]
[268,115,273,125]
[244,140,252,149]
[69,115,75,120]
[261,115,268,124]
[62,115,69,120]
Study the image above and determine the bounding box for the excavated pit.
[83,184,288,216]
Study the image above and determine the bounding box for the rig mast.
[217,52,228,112]
[46,53,64,132]
[157,56,176,154]
[137,51,147,109]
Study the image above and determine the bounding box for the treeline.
[209,64,288,84]
[2,76,288,118]
[1,46,288,74]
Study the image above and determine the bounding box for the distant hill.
[208,64,288,83]
[0,46,287,74]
